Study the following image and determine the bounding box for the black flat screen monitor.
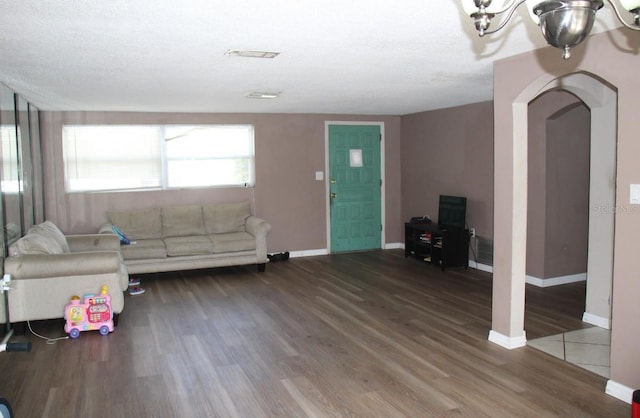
[438,195,467,230]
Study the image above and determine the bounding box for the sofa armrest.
[245,216,271,262]
[4,251,122,280]
[66,233,121,252]
[245,216,271,237]
[98,222,115,235]
[3,267,126,323]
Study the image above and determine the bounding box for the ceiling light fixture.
[225,49,280,59]
[244,91,281,99]
[462,0,640,59]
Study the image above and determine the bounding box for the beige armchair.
[1,221,128,325]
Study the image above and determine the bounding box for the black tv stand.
[404,222,469,270]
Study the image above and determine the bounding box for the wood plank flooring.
[0,250,628,417]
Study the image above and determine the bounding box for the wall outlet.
[469,228,476,237]
[1,273,10,293]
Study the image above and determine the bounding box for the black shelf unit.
[404,222,469,270]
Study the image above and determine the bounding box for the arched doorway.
[489,72,617,349]
[524,86,615,376]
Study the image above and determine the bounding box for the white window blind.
[164,125,254,188]
[63,126,161,192]
[62,124,254,192]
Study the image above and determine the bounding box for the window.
[62,124,255,192]
[164,125,254,188]
[1,125,20,193]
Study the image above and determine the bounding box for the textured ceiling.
[0,1,624,115]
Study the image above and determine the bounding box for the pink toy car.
[64,285,114,338]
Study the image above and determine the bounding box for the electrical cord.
[243,182,258,216]
[19,286,69,345]
[469,235,479,267]
[26,320,68,345]
[251,184,257,216]
[465,222,479,268]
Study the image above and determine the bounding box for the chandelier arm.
[485,0,524,15]
[605,0,640,30]
[483,0,529,35]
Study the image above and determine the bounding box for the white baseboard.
[582,312,611,329]
[605,380,635,404]
[488,330,527,349]
[290,244,403,257]
[289,249,329,258]
[469,261,493,273]
[525,273,586,287]
[289,246,495,274]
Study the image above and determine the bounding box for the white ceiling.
[0,1,624,115]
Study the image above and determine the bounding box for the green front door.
[329,124,382,253]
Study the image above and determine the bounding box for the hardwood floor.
[0,250,628,417]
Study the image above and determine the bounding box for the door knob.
[330,179,337,184]
[330,193,337,199]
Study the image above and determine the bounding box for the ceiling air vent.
[244,91,281,99]
[225,49,280,59]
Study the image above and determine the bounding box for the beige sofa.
[1,221,128,324]
[99,201,271,275]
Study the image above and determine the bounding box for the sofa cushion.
[13,229,65,256]
[119,239,167,260]
[203,201,251,234]
[162,205,204,238]
[5,222,21,242]
[164,236,213,256]
[209,232,256,253]
[108,208,162,240]
[30,221,70,253]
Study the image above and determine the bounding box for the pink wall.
[544,103,590,278]
[400,95,589,279]
[401,101,494,240]
[527,91,590,280]
[40,111,402,253]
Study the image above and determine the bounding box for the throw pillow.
[16,230,64,255]
[30,221,70,253]
[203,201,251,234]
[108,207,162,239]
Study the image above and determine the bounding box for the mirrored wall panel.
[29,103,44,225]
[17,95,34,232]
[0,82,43,257]
[0,84,22,250]
[0,82,43,331]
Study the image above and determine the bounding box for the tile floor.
[527,327,611,378]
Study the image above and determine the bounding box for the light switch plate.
[630,184,640,204]
[315,171,324,181]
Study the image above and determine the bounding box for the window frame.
[62,124,256,193]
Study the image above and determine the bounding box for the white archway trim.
[491,71,617,349]
[582,312,611,329]
[488,330,527,349]
[543,73,617,329]
[605,380,635,404]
